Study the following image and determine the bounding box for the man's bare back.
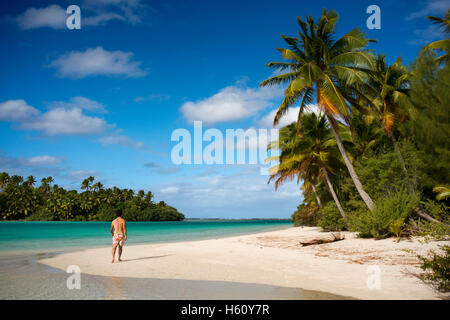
[110,210,127,263]
[111,217,126,235]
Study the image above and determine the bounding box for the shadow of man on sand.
[120,254,171,262]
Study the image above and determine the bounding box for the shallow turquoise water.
[0,220,291,252]
[0,220,352,300]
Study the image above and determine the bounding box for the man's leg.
[118,245,123,261]
[112,244,117,263]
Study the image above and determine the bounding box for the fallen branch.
[299,232,345,247]
[413,206,449,227]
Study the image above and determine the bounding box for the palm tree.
[10,175,24,186]
[260,9,376,210]
[268,113,347,218]
[0,172,10,189]
[145,191,154,204]
[366,55,415,174]
[81,176,95,191]
[39,177,54,197]
[424,10,450,63]
[25,175,36,187]
[302,180,323,209]
[339,112,384,162]
[92,182,104,192]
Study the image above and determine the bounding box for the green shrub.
[418,245,450,293]
[139,205,185,221]
[411,220,450,242]
[421,199,449,222]
[95,204,117,221]
[347,190,419,239]
[317,202,346,231]
[72,215,87,221]
[411,198,450,242]
[25,209,55,221]
[123,207,141,221]
[291,203,320,227]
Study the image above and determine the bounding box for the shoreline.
[0,225,292,255]
[39,226,448,300]
[0,250,347,300]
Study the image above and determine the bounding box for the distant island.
[0,172,185,222]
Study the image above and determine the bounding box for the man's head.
[116,209,123,218]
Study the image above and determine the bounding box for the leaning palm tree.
[424,9,450,63]
[302,179,323,209]
[268,114,347,218]
[260,9,376,210]
[366,54,415,173]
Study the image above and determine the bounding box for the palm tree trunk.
[311,184,323,209]
[389,132,407,174]
[389,132,417,195]
[327,116,375,211]
[323,167,346,218]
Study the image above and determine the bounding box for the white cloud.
[49,47,147,78]
[0,152,65,179]
[83,12,125,26]
[159,186,180,194]
[133,93,171,103]
[0,98,149,151]
[409,24,445,45]
[14,5,66,30]
[406,0,450,20]
[0,100,40,121]
[180,85,284,124]
[65,170,99,182]
[0,99,108,135]
[24,155,63,166]
[257,104,321,128]
[98,134,144,149]
[83,0,144,24]
[153,167,300,218]
[143,162,180,174]
[47,96,107,113]
[13,1,145,30]
[20,107,108,135]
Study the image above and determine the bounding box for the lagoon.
[0,219,291,252]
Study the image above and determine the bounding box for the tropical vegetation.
[263,8,450,292]
[263,9,449,240]
[0,173,185,221]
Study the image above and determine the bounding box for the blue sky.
[0,0,448,218]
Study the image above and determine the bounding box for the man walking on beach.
[110,209,127,263]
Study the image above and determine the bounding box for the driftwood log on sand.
[299,232,345,247]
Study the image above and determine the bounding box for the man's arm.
[110,221,114,237]
[124,221,127,241]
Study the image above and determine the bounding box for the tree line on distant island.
[0,173,185,221]
[262,10,449,292]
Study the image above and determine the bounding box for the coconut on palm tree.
[260,9,376,211]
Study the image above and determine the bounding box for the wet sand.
[0,251,348,299]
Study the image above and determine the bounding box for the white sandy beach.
[40,227,449,300]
